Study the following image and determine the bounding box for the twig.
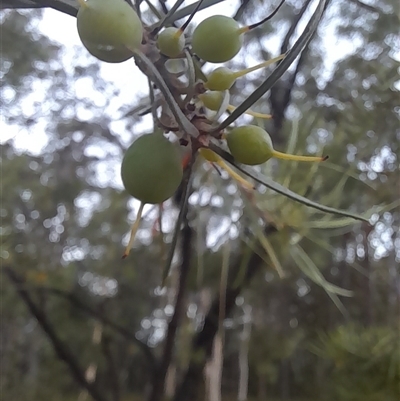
[280,0,313,54]
[269,0,315,136]
[4,267,109,401]
[31,0,78,17]
[148,213,194,401]
[101,333,121,401]
[32,284,156,371]
[349,0,379,13]
[232,0,252,21]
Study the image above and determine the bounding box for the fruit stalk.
[232,54,286,79]
[205,54,286,91]
[215,160,255,190]
[226,105,271,119]
[272,150,328,162]
[200,149,255,190]
[122,202,145,259]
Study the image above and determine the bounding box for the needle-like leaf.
[161,156,195,287]
[155,0,186,32]
[290,244,352,318]
[208,144,369,222]
[164,0,227,24]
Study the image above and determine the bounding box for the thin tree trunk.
[5,267,108,401]
[165,364,177,398]
[237,306,251,401]
[173,237,270,401]
[363,224,374,326]
[148,221,193,401]
[257,374,267,401]
[279,359,290,400]
[206,241,230,401]
[78,322,102,401]
[205,334,223,401]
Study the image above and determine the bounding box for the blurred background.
[1,1,399,400]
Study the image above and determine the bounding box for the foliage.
[311,324,400,401]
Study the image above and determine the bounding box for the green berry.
[191,15,242,63]
[198,91,225,111]
[77,0,143,63]
[226,125,274,165]
[157,27,185,58]
[206,67,236,91]
[121,133,183,204]
[227,125,327,165]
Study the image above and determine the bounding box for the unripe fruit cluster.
[74,1,326,259]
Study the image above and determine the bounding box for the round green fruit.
[226,125,274,165]
[157,27,185,58]
[191,15,242,63]
[206,67,236,91]
[198,91,224,111]
[77,0,143,62]
[121,133,183,204]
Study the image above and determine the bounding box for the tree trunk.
[237,306,252,401]
[205,334,223,401]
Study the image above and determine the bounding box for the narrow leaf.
[143,0,163,19]
[165,0,227,24]
[161,159,195,287]
[256,229,285,278]
[291,245,353,297]
[155,0,186,31]
[290,246,350,318]
[305,233,369,277]
[304,217,363,229]
[209,144,369,222]
[321,162,376,189]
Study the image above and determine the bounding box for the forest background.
[1,0,399,400]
